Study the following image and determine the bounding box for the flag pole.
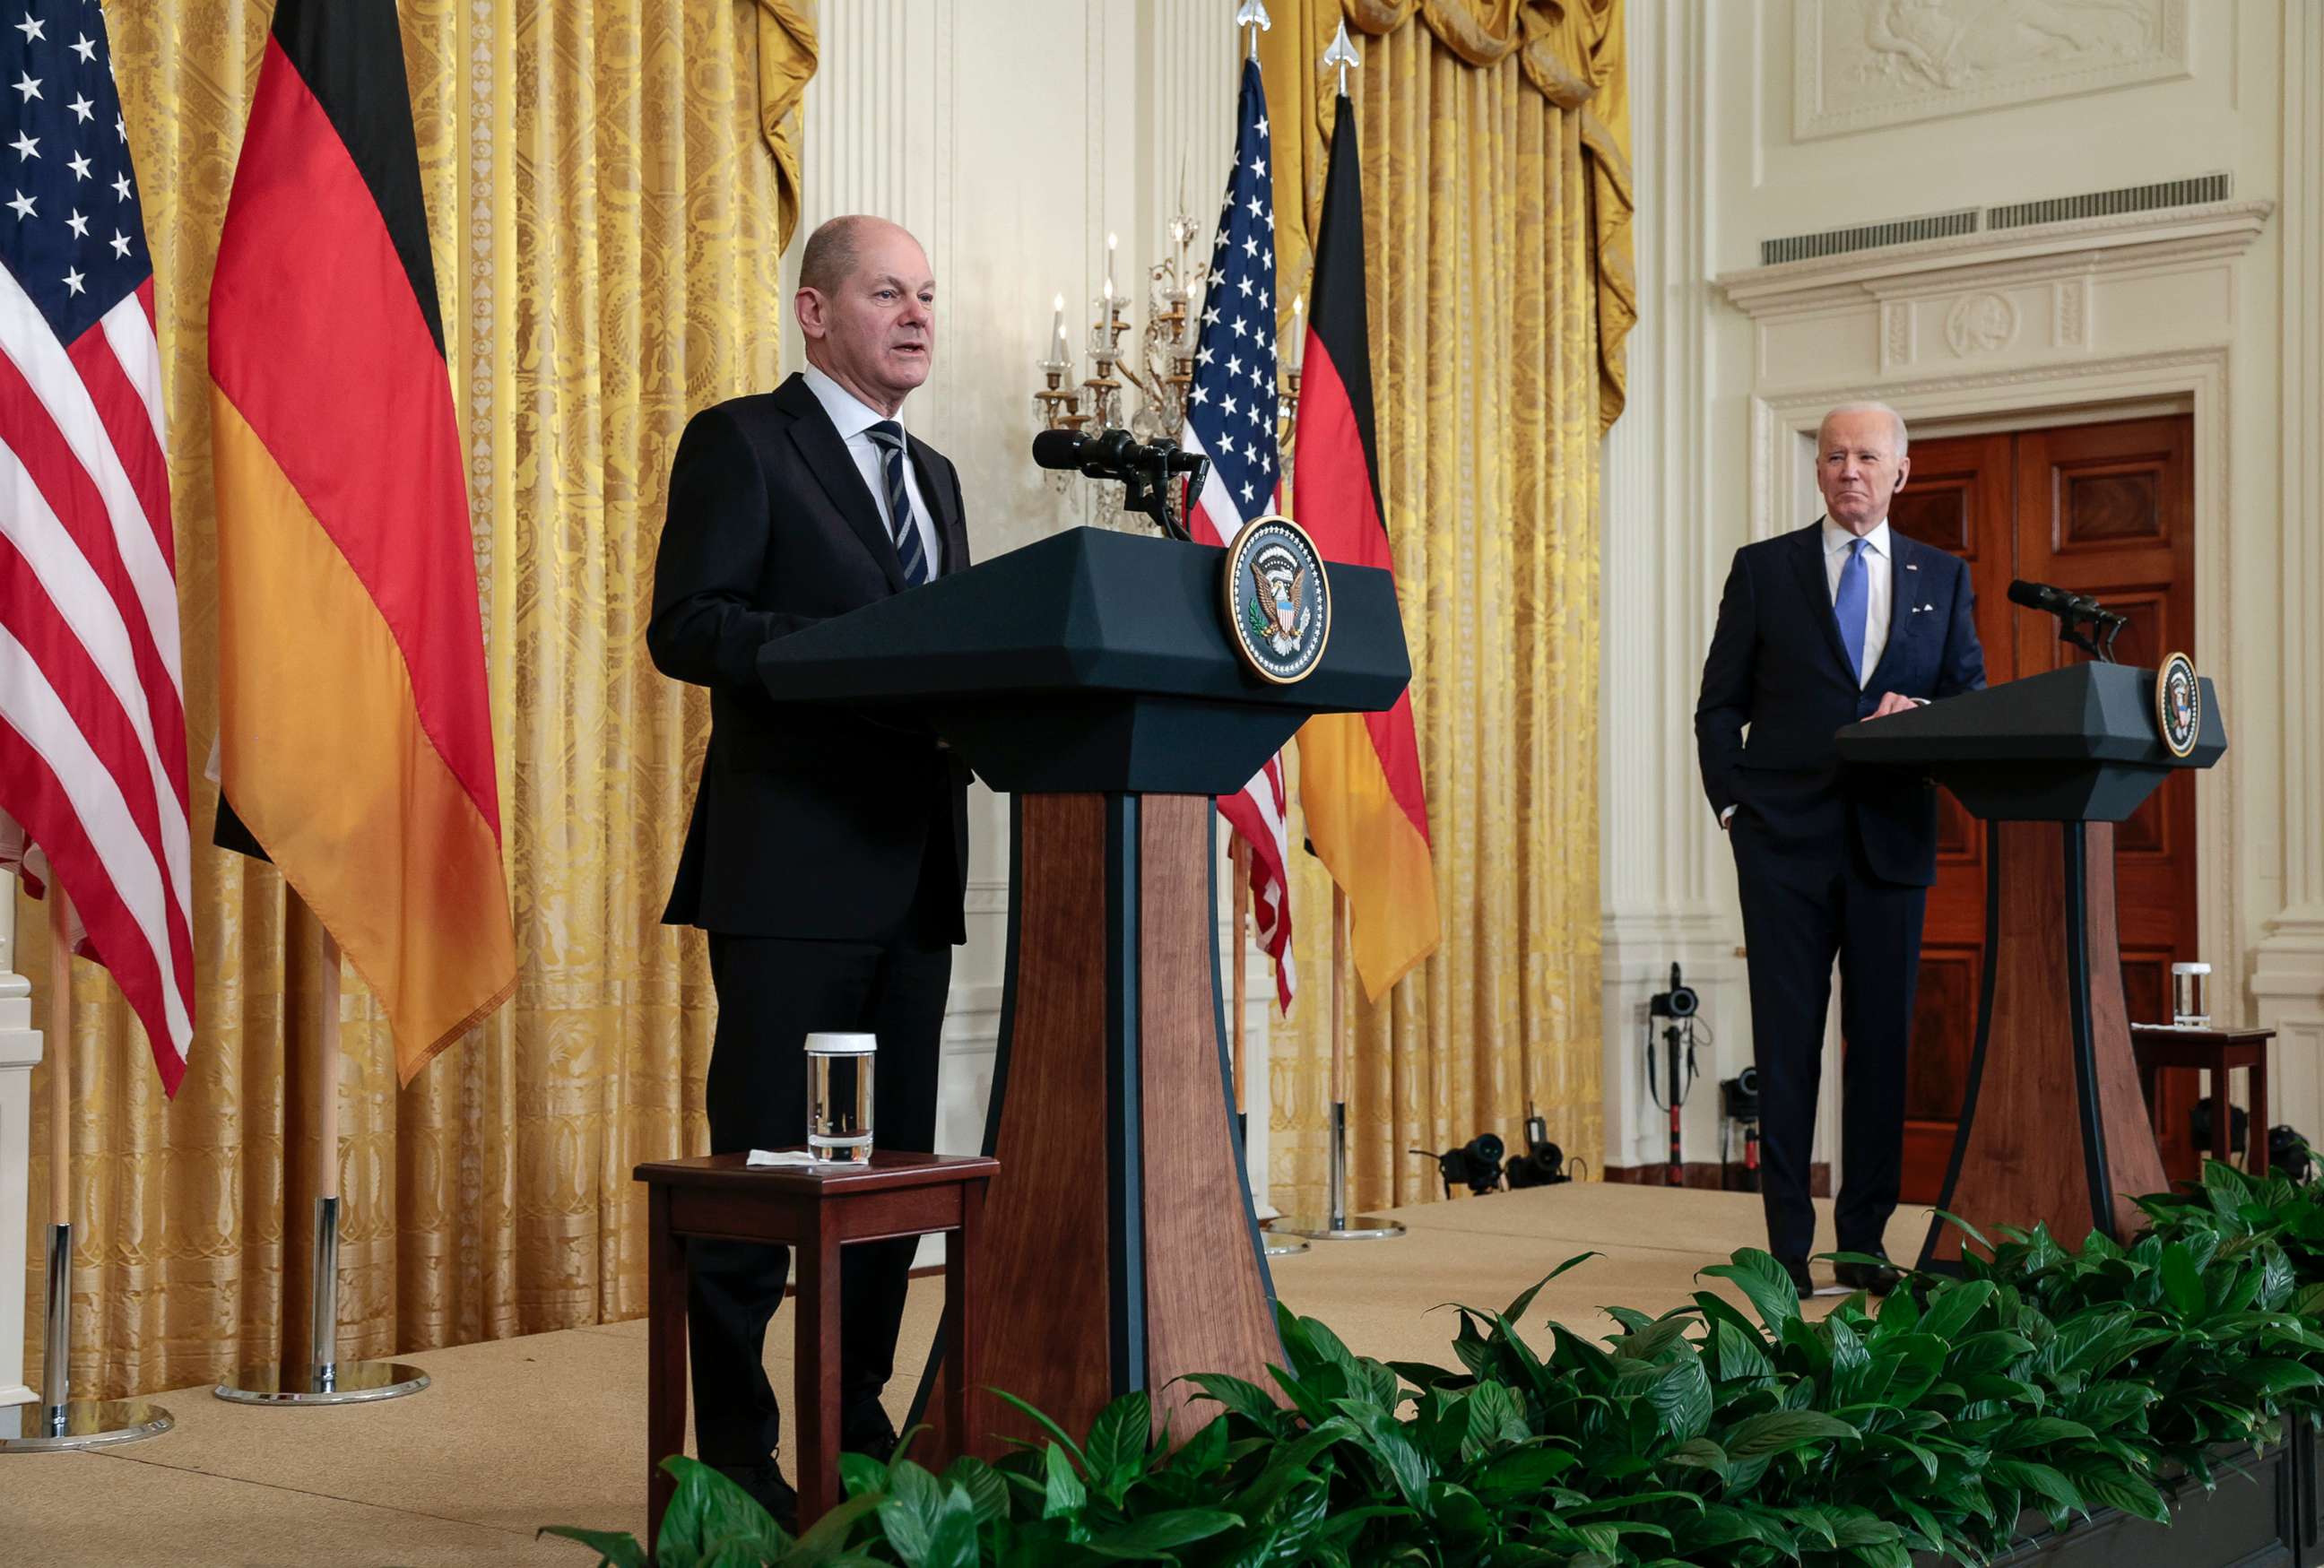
[0,889,172,1451]
[1264,885,1402,1243]
[1229,838,1306,1258]
[214,892,427,1406]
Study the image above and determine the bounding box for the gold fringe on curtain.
[1260,0,1633,1219]
[19,0,811,1399]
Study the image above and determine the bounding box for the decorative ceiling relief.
[1794,0,2190,141]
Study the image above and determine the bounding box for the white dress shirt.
[1822,515,1894,689]
[802,363,941,578]
[1719,515,1902,827]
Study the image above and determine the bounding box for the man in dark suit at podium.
[647,214,970,1524]
[1695,403,1985,1299]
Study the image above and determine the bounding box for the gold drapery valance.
[1270,0,1633,430]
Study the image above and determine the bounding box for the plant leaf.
[2075,1466,2171,1524]
[1181,1373,1284,1433]
[1084,1392,1152,1503]
[1721,1409,1858,1459]
[1082,1509,1244,1560]
[1701,1250,1802,1334]
[1040,1442,1086,1519]
[936,1455,1011,1527]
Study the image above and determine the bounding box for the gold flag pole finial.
[1323,19,1358,98]
[1236,0,1270,61]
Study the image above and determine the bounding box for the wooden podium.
[754,527,1411,1447]
[1837,662,2225,1267]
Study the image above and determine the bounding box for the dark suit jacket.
[648,372,972,940]
[1695,520,1986,888]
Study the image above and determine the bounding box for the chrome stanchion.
[1227,837,1307,1257]
[1,892,173,1451]
[1267,1100,1404,1242]
[1266,893,1403,1243]
[216,912,426,1407]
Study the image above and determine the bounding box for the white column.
[0,879,39,1407]
[1598,0,1745,1180]
[2251,0,2324,1138]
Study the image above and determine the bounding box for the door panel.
[1887,414,2201,1200]
[1887,433,2014,1198]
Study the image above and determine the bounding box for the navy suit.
[1695,520,1985,1263]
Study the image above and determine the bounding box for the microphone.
[2007,578,2125,626]
[1030,428,1203,481]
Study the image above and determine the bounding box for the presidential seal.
[2155,651,2201,759]
[1223,514,1331,685]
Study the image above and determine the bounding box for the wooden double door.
[1885,413,2201,1201]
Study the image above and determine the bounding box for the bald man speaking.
[1695,403,1985,1302]
[648,216,968,1526]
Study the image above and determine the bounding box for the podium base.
[0,1398,172,1451]
[213,1360,429,1407]
[1265,1214,1405,1242]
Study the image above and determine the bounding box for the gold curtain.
[17,0,811,1399]
[1261,1,1633,1217]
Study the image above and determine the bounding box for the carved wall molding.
[1945,290,2019,356]
[1717,199,2270,316]
[1794,0,2191,142]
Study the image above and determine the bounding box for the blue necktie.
[865,421,930,587]
[1835,537,1869,684]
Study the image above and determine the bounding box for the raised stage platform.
[0,1182,1924,1566]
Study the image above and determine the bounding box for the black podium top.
[755,526,1412,794]
[1834,662,2224,822]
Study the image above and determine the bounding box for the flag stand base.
[1263,1102,1405,1243]
[1263,1232,1311,1255]
[0,1225,174,1451]
[213,1199,428,1408]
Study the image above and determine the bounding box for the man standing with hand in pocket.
[1695,402,1985,1299]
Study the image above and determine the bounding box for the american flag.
[1181,56,1294,1012]
[0,2,191,1090]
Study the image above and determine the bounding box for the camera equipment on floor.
[1415,1133,1507,1198]
[1505,1107,1573,1189]
[1646,964,1705,1187]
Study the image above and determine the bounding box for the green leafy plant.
[548,1158,2324,1566]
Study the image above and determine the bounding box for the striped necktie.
[865,420,930,587]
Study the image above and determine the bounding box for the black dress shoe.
[711,1458,799,1535]
[1779,1257,1816,1298]
[1834,1256,1903,1297]
[842,1402,899,1464]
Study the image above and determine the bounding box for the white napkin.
[746,1149,828,1168]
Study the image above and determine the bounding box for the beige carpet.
[0,1185,1926,1566]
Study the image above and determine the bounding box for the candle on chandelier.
[1050,292,1069,363]
[1105,231,1118,298]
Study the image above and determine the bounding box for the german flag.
[210,0,516,1080]
[1291,90,1440,1002]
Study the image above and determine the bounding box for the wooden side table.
[2129,1025,2276,1175]
[633,1150,999,1539]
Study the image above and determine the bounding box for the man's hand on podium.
[1864,691,1920,720]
